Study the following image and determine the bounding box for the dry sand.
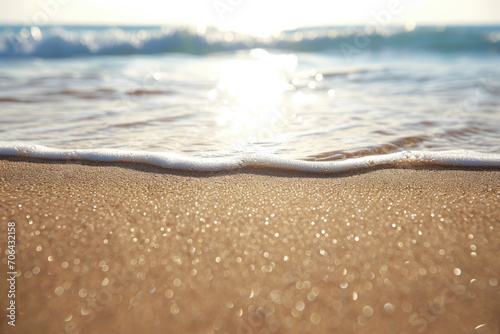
[1,159,499,334]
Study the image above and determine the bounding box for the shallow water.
[0,25,500,162]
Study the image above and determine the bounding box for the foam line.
[1,143,500,174]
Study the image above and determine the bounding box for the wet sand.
[1,159,499,334]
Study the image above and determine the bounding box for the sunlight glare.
[212,49,297,152]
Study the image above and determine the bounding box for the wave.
[0,25,498,58]
[1,143,499,174]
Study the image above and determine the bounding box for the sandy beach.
[1,159,499,334]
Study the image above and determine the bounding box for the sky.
[1,0,500,35]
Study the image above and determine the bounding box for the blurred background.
[0,0,499,160]
[1,0,500,34]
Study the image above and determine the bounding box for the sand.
[1,159,499,334]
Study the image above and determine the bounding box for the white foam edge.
[1,143,500,173]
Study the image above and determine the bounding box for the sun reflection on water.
[209,49,298,153]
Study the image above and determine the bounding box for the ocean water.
[1,25,500,170]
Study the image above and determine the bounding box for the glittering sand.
[1,159,500,334]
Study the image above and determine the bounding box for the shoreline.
[1,159,499,333]
[1,155,500,177]
[2,144,500,174]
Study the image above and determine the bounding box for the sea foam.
[1,143,499,174]
[1,25,498,58]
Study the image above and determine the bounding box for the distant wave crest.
[0,25,499,58]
